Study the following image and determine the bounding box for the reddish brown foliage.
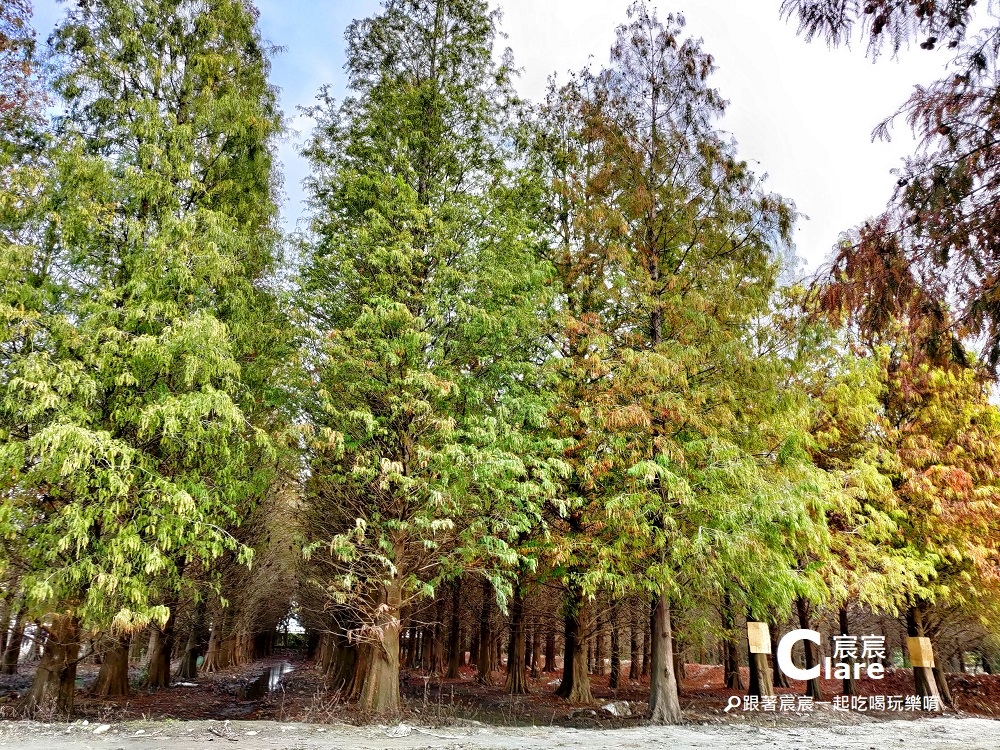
[0,0,41,129]
[787,0,1000,371]
[780,0,977,57]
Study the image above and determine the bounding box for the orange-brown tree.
[783,0,1000,368]
[536,2,812,723]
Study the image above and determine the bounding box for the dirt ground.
[2,716,1000,750]
[2,655,1000,748]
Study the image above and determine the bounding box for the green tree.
[784,0,1000,698]
[870,335,1000,702]
[0,0,285,714]
[298,0,558,714]
[811,265,1000,701]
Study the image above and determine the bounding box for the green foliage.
[2,0,998,713]
[535,3,823,627]
[0,0,285,632]
[298,0,562,631]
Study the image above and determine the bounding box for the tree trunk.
[446,582,462,679]
[145,608,176,689]
[980,650,993,675]
[398,626,408,670]
[905,606,941,703]
[931,644,954,707]
[431,597,446,674]
[419,626,430,671]
[795,597,822,700]
[594,612,605,676]
[555,590,593,702]
[1,604,27,675]
[0,598,9,658]
[530,621,541,678]
[176,601,207,680]
[748,651,774,697]
[641,616,650,677]
[671,604,685,686]
[253,630,274,661]
[91,635,131,697]
[306,630,321,661]
[410,626,420,669]
[143,626,158,666]
[347,642,369,700]
[317,632,334,676]
[505,583,528,694]
[838,607,856,696]
[609,601,621,690]
[629,613,641,680]
[201,614,225,673]
[358,579,402,714]
[770,620,790,688]
[543,630,555,673]
[476,578,494,685]
[401,623,414,669]
[746,610,772,699]
[420,623,434,672]
[647,595,681,724]
[19,613,80,717]
[721,594,744,690]
[327,634,359,693]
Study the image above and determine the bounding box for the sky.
[28,0,954,271]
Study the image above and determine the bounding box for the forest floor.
[1,655,999,747]
[2,715,1000,749]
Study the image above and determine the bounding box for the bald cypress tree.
[0,0,285,714]
[536,2,807,722]
[299,0,556,714]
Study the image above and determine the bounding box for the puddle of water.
[238,662,294,701]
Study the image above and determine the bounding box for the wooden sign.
[907,636,935,668]
[747,622,771,654]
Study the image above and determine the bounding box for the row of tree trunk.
[309,578,684,721]
[4,588,966,719]
[6,607,280,717]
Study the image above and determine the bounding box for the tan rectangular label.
[747,622,771,654]
[907,636,935,668]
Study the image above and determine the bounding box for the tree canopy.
[0,0,998,723]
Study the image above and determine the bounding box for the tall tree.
[537,2,804,722]
[299,0,557,714]
[875,337,1000,701]
[0,0,285,714]
[0,0,47,682]
[812,259,1000,699]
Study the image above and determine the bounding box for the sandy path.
[2,717,999,750]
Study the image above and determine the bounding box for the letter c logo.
[776,628,820,682]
